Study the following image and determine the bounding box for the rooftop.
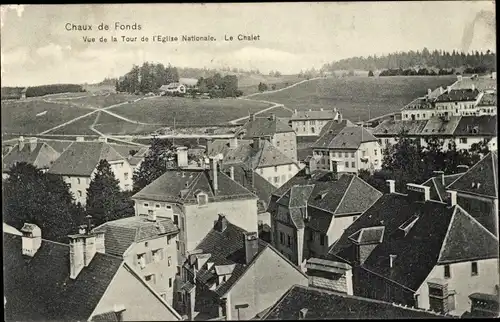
[2,141,59,171]
[451,76,497,91]
[452,115,497,137]
[237,116,294,138]
[420,116,461,136]
[435,88,480,102]
[477,92,497,106]
[290,109,337,121]
[262,285,450,319]
[312,126,378,150]
[92,216,179,256]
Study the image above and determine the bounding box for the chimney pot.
[244,231,259,264]
[386,180,396,194]
[20,223,42,257]
[446,190,457,206]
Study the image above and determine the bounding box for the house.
[92,214,180,306]
[108,143,149,173]
[48,138,135,205]
[261,284,451,320]
[289,108,341,136]
[311,124,382,174]
[131,157,259,274]
[179,78,199,89]
[4,223,182,321]
[236,114,297,162]
[21,87,27,99]
[268,166,382,269]
[160,83,186,95]
[326,179,499,316]
[462,292,500,318]
[2,136,60,178]
[207,137,301,188]
[178,215,308,320]
[452,115,497,151]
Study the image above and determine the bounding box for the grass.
[1,100,93,135]
[108,96,271,126]
[238,75,302,95]
[250,76,458,122]
[48,113,99,135]
[54,93,141,108]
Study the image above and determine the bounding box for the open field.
[57,93,142,108]
[48,113,99,135]
[238,75,302,95]
[108,97,271,126]
[250,76,458,122]
[1,100,93,135]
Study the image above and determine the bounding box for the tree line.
[197,73,243,98]
[1,84,85,100]
[323,48,496,73]
[116,62,180,94]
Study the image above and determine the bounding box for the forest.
[115,62,180,94]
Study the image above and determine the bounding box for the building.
[452,115,497,151]
[311,125,382,174]
[92,214,180,305]
[289,108,341,136]
[207,137,301,188]
[20,87,27,100]
[160,83,187,95]
[268,167,382,269]
[178,215,308,320]
[48,139,135,205]
[262,285,451,320]
[179,78,199,89]
[2,136,60,178]
[462,292,500,318]
[327,180,499,316]
[131,158,259,273]
[4,223,181,321]
[108,144,149,172]
[236,114,297,162]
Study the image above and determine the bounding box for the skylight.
[398,214,419,237]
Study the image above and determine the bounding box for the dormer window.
[197,192,208,206]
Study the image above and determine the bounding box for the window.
[155,204,161,208]
[274,176,279,184]
[374,149,378,156]
[176,266,181,276]
[344,152,348,158]
[77,190,82,197]
[281,174,286,182]
[287,235,292,247]
[137,253,146,269]
[311,127,315,133]
[145,274,156,284]
[351,152,355,158]
[459,138,467,144]
[176,241,179,250]
[279,232,285,245]
[124,172,129,180]
[77,178,81,184]
[345,161,349,168]
[276,141,280,147]
[167,236,171,245]
[197,193,208,206]
[173,214,179,225]
[152,249,164,263]
[288,164,292,171]
[267,177,272,182]
[168,256,172,267]
[144,203,149,207]
[320,234,325,246]
[444,264,451,278]
[351,162,355,168]
[310,120,316,125]
[274,166,278,172]
[471,262,478,276]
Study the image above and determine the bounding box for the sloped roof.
[179,78,199,86]
[435,88,480,102]
[447,152,498,198]
[48,142,124,176]
[453,115,497,137]
[4,233,123,321]
[315,126,378,150]
[290,109,336,121]
[312,120,355,149]
[329,193,498,291]
[451,77,497,91]
[132,169,257,204]
[2,142,58,171]
[92,216,179,256]
[238,116,294,138]
[41,140,74,154]
[477,92,497,106]
[421,173,464,202]
[420,116,461,135]
[262,285,449,320]
[372,119,428,136]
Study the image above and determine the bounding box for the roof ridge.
[332,175,355,214]
[447,153,488,189]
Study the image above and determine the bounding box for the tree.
[368,70,374,77]
[86,160,133,226]
[3,162,84,242]
[258,82,268,92]
[133,137,175,193]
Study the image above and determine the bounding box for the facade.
[92,214,180,306]
[48,140,135,205]
[131,159,259,278]
[4,224,181,321]
[208,137,301,188]
[178,216,308,320]
[268,167,382,269]
[326,180,499,317]
[236,114,298,162]
[311,124,382,174]
[2,136,60,178]
[289,108,340,136]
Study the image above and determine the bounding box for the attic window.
[197,192,208,206]
[398,214,419,237]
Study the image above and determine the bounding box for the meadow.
[250,76,458,121]
[56,93,141,109]
[107,97,272,126]
[238,74,302,95]
[48,112,100,135]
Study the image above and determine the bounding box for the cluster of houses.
[2,73,498,320]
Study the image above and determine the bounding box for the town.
[1,3,498,321]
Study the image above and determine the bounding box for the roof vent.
[398,214,419,237]
[299,308,308,320]
[389,254,397,268]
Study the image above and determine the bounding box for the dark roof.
[290,109,337,121]
[435,88,480,102]
[271,169,333,198]
[253,172,277,208]
[372,119,428,136]
[312,120,355,149]
[421,173,464,202]
[421,116,461,135]
[48,142,124,176]
[447,152,498,198]
[4,233,123,321]
[41,139,74,153]
[477,92,497,106]
[132,169,257,204]
[92,216,179,256]
[263,285,449,319]
[2,142,58,171]
[91,311,120,321]
[452,115,497,137]
[329,193,498,291]
[238,116,294,138]
[312,126,377,150]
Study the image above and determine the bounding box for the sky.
[0,2,496,86]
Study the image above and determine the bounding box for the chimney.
[433,170,445,186]
[28,137,37,152]
[229,137,238,149]
[177,146,188,168]
[210,157,218,192]
[471,84,475,92]
[76,136,84,142]
[446,190,457,207]
[249,113,256,121]
[113,305,126,322]
[298,308,308,320]
[147,210,157,222]
[253,137,262,150]
[206,138,213,154]
[244,231,259,264]
[20,223,42,257]
[214,214,228,233]
[457,75,463,81]
[97,136,107,143]
[427,88,432,97]
[389,254,397,268]
[406,183,431,202]
[386,179,396,194]
[18,136,25,151]
[68,227,98,279]
[269,113,276,121]
[229,166,235,180]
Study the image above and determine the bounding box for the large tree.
[132,137,176,193]
[3,162,84,242]
[86,160,134,225]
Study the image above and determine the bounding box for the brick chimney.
[28,137,37,152]
[20,223,42,257]
[214,214,228,233]
[177,146,188,168]
[18,136,25,151]
[68,225,98,279]
[244,231,259,264]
